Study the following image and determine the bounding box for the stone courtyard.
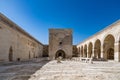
[0,58,120,80]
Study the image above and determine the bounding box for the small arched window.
[59,42,62,45]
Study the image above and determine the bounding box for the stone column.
[114,41,120,62]
[101,45,104,59]
[83,48,85,57]
[92,48,95,58]
[87,48,88,58]
[83,48,85,58]
[79,49,82,57]
[82,49,83,57]
[86,49,88,58]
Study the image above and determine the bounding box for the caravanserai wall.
[0,13,43,62]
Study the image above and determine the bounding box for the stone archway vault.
[55,50,66,59]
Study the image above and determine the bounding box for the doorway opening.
[55,50,65,59]
[9,46,13,61]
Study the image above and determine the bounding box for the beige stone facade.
[42,45,49,57]
[1,13,120,62]
[0,13,43,62]
[49,29,72,59]
[77,20,120,62]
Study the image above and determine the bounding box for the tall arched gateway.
[103,34,115,60]
[55,50,66,59]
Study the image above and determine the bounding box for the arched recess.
[9,46,13,61]
[29,51,31,59]
[33,52,35,58]
[88,42,93,58]
[94,39,101,58]
[79,47,81,57]
[84,45,87,57]
[81,46,83,57]
[103,34,115,60]
[55,50,66,59]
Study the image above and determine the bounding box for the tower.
[49,29,72,59]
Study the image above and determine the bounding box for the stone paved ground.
[29,60,120,80]
[0,58,120,80]
[0,58,50,80]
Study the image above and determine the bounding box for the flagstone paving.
[0,58,120,80]
[29,60,120,80]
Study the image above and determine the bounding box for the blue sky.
[0,0,120,44]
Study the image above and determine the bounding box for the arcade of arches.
[77,34,120,62]
[77,20,120,62]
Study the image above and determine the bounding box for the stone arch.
[84,44,87,57]
[55,50,66,59]
[107,48,114,60]
[81,46,83,57]
[94,39,101,58]
[88,42,93,58]
[103,34,115,60]
[9,46,13,61]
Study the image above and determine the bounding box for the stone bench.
[81,58,92,63]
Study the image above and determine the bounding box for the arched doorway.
[107,48,114,60]
[84,45,87,57]
[79,47,80,57]
[55,50,65,59]
[9,46,13,61]
[94,39,101,58]
[88,42,93,58]
[81,46,83,57]
[103,34,115,60]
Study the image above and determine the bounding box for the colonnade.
[77,20,120,62]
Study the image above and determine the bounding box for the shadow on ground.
[0,58,50,80]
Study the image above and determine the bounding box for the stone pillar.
[88,49,90,58]
[81,49,83,57]
[114,41,120,62]
[79,49,81,57]
[101,45,104,59]
[87,48,88,58]
[92,48,95,58]
[83,49,85,58]
[86,49,88,58]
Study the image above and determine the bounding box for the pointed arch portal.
[103,34,115,60]
[55,50,66,59]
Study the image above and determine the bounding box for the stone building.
[49,29,72,59]
[72,45,79,57]
[42,45,49,57]
[0,13,43,62]
[77,20,120,62]
[1,13,120,62]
